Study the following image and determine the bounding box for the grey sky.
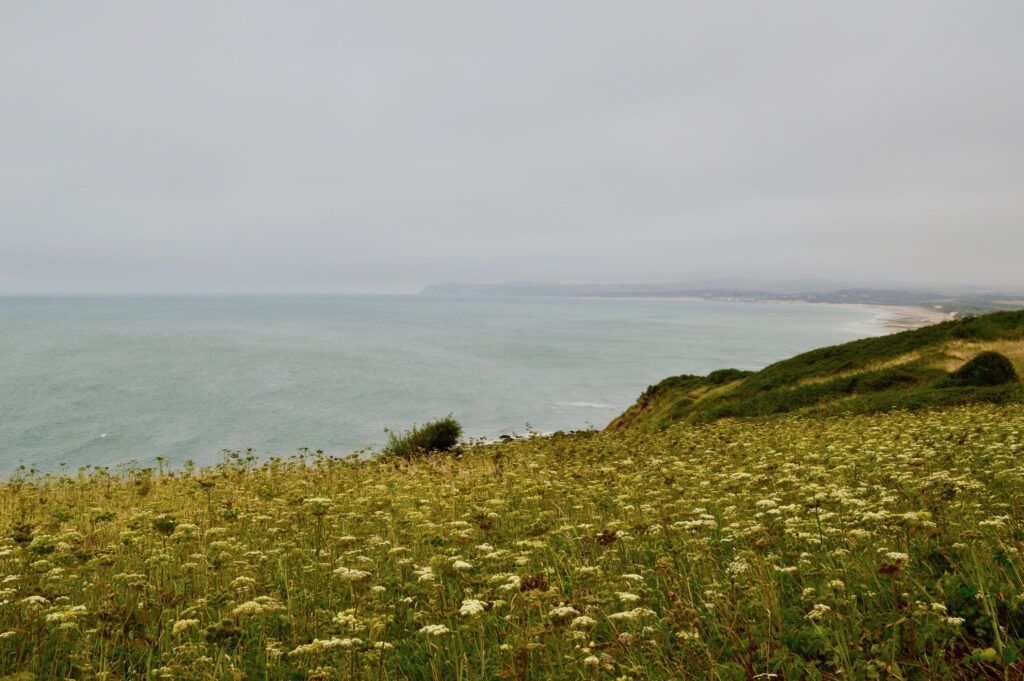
[2,2,1022,293]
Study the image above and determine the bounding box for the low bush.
[706,368,753,384]
[384,415,463,459]
[950,351,1019,387]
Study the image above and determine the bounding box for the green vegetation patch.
[383,415,463,459]
[949,351,1019,387]
[611,310,1024,430]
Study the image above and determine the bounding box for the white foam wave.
[556,401,617,409]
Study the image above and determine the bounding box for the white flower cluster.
[333,566,371,582]
[805,603,832,622]
[607,607,657,622]
[548,604,580,621]
[418,624,450,636]
[172,619,200,635]
[289,638,362,656]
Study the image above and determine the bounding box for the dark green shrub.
[852,367,939,392]
[384,415,463,459]
[949,351,1019,387]
[707,368,753,385]
[641,375,701,399]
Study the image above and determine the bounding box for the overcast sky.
[2,2,1022,294]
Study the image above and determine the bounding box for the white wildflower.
[333,566,371,582]
[726,557,750,577]
[289,638,362,655]
[608,608,657,622]
[172,619,200,635]
[232,601,265,617]
[419,624,451,636]
[805,604,831,622]
[571,615,597,629]
[303,497,333,514]
[548,604,580,621]
[414,566,436,583]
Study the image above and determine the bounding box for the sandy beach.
[849,304,954,333]
[603,296,955,334]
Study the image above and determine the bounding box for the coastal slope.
[609,310,1024,431]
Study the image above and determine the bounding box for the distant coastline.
[599,299,951,334]
[421,281,1023,320]
[553,295,952,333]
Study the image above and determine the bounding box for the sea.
[0,295,893,472]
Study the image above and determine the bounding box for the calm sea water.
[0,295,886,472]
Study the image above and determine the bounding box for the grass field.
[2,403,1024,679]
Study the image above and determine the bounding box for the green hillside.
[609,310,1024,431]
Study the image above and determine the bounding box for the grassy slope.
[609,310,1024,431]
[3,404,1024,679]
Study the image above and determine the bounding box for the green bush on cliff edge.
[383,414,463,459]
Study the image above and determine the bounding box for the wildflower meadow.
[2,404,1024,679]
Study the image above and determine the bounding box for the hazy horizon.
[2,275,1022,298]
[4,2,1024,294]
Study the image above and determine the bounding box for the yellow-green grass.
[3,404,1024,679]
